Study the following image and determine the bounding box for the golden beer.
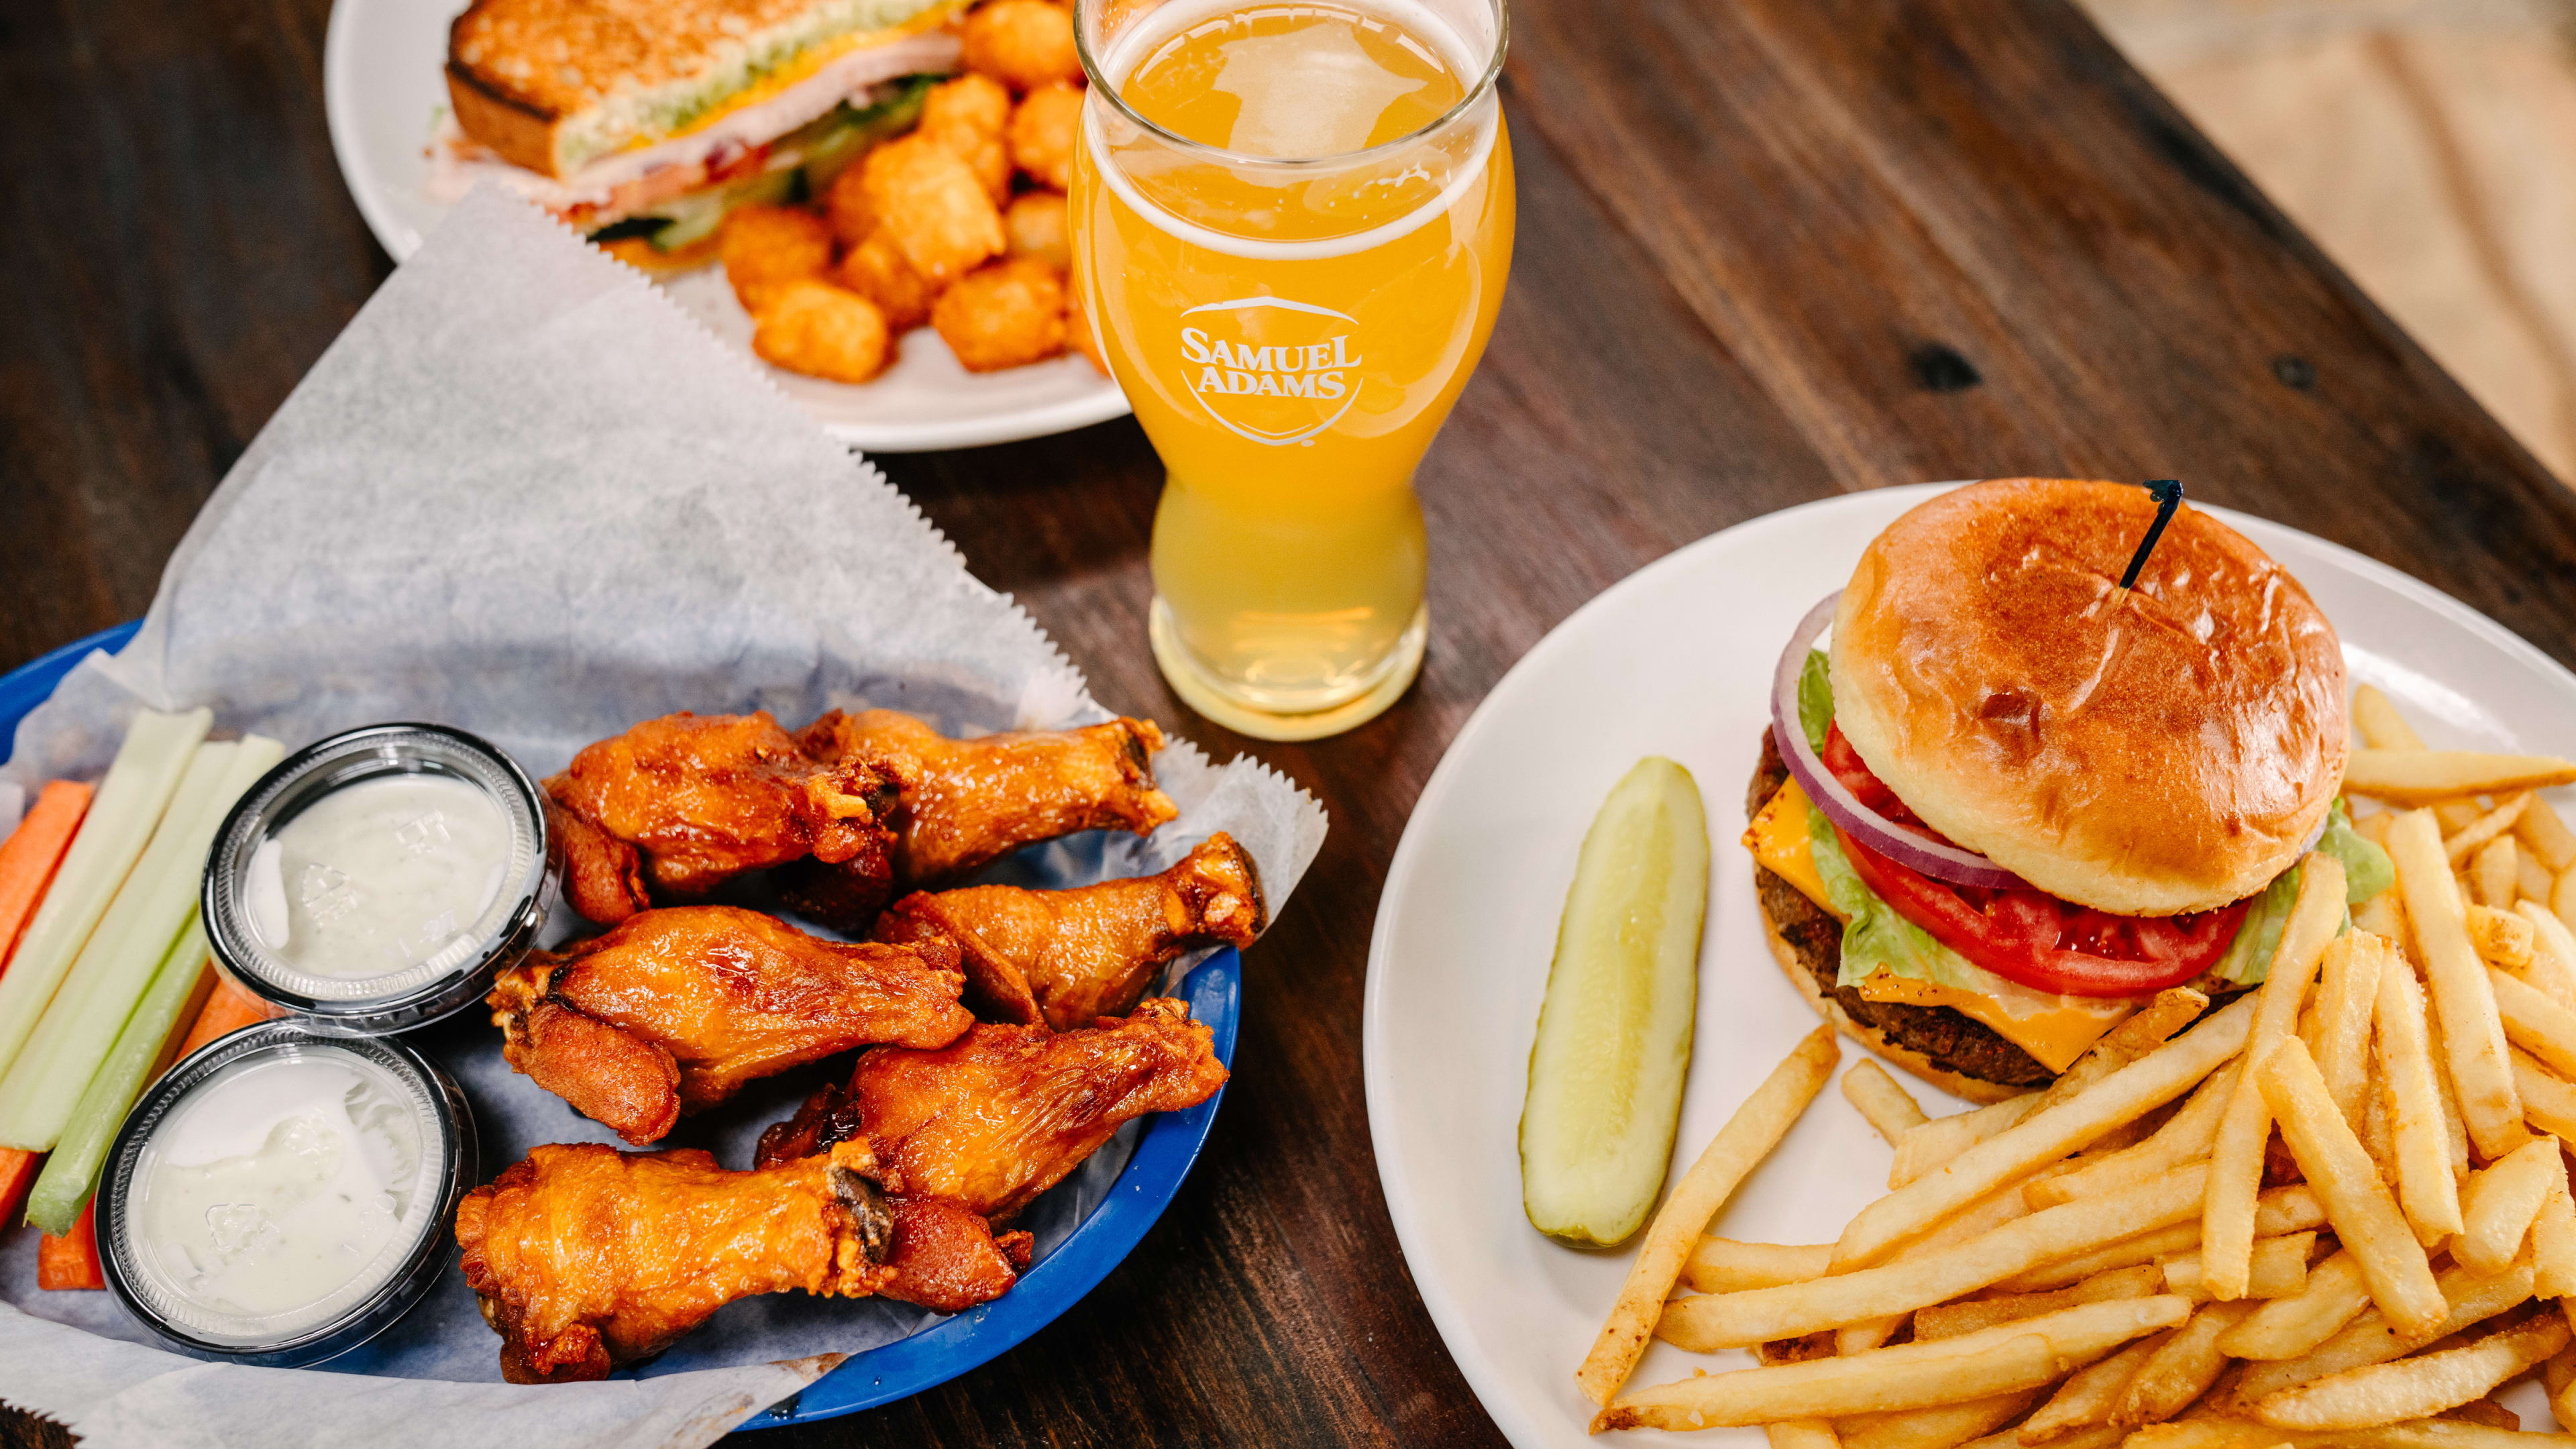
[1072,0,1513,739]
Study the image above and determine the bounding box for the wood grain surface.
[3,0,2570,1442]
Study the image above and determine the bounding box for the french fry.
[2256,1038,2445,1336]
[1577,1025,1837,1405]
[1977,1428,2121,1449]
[2374,963,2465,1239]
[2422,1005,2473,1173]
[2485,964,2576,1083]
[2435,800,2487,835]
[2353,686,2424,750]
[2228,1261,2534,1405]
[2316,934,2392,1134]
[1836,1316,1902,1356]
[2521,849,2557,906]
[2389,810,2530,1159]
[1767,1419,1841,1449]
[2510,1049,2576,1142]
[2132,1418,2572,1449]
[2115,1299,2257,1426]
[2518,794,2576,871]
[2435,1398,2517,1431]
[2452,1136,2557,1272]
[2208,857,2347,1299]
[2546,1342,2576,1436]
[2530,1174,2576,1298]
[1686,1238,1834,1294]
[1597,1296,2192,1432]
[2159,1232,2314,1301]
[2356,890,2408,951]
[2219,1249,2377,1361]
[2345,751,2576,804]
[2462,906,2533,971]
[1660,1165,2208,1350]
[2514,901,2576,1008]
[2021,1330,2167,1442]
[2252,1312,2569,1430]
[1893,1096,2043,1189]
[2025,1063,2238,1210]
[1995,1186,2324,1292]
[1837,996,2255,1271]
[2558,863,2576,932]
[1912,1264,2165,1341]
[1837,1390,2035,1449]
[1844,1061,1929,1147]
[2473,838,2515,912]
[2443,796,2528,864]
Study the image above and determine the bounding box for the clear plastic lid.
[203,723,555,1034]
[97,1024,474,1366]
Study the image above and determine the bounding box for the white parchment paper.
[0,187,1327,1446]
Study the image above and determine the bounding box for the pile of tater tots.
[723,0,1103,383]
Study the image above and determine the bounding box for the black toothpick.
[2118,480,2184,591]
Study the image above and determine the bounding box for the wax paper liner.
[0,186,1326,1448]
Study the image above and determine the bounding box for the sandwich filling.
[1754,649,2390,1071]
[432,23,960,246]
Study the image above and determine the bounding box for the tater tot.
[1004,191,1070,272]
[1064,278,1107,374]
[921,72,1012,139]
[751,280,892,383]
[720,205,833,313]
[932,257,1068,372]
[860,134,1006,283]
[823,161,875,246]
[839,229,938,333]
[1008,83,1081,191]
[962,0,1083,91]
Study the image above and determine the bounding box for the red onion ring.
[1771,594,2332,896]
[1770,592,2031,890]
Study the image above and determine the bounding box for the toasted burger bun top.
[1829,478,2346,917]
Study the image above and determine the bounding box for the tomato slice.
[1831,824,2251,998]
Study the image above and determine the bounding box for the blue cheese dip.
[127,1048,426,1342]
[244,773,513,979]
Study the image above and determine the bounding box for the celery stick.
[0,709,210,1083]
[24,917,211,1236]
[0,735,282,1150]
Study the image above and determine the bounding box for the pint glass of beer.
[1071,0,1513,740]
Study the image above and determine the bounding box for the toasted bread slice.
[447,0,954,178]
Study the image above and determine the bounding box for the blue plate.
[0,623,1238,1429]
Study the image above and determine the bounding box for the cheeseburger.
[1749,478,2392,1101]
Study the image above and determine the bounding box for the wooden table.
[5,0,2572,1442]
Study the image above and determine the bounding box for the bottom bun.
[1757,891,2031,1106]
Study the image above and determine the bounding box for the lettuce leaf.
[1808,804,2034,998]
[2316,800,2394,906]
[1798,649,1833,755]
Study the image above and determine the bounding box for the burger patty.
[1750,727,2056,1091]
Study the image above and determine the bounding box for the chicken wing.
[873,833,1265,1029]
[546,711,905,927]
[755,998,1228,1219]
[458,1139,902,1382]
[796,709,1178,888]
[490,905,973,1144]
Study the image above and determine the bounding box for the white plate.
[1364,482,2573,1446]
[319,0,1130,452]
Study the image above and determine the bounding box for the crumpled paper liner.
[0,186,1326,1447]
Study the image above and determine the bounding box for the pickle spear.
[1520,756,1711,1246]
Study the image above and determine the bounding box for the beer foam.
[1087,0,1499,261]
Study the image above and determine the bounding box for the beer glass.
[1071,0,1513,740]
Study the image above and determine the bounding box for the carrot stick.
[0,1148,38,1223]
[172,973,278,1061]
[0,782,94,975]
[37,1198,103,1290]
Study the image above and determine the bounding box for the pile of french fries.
[1577,686,2576,1447]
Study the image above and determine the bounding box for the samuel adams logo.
[1176,296,1362,447]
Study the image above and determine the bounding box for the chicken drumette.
[545,711,905,928]
[455,1138,1030,1382]
[873,833,1264,1029]
[490,905,973,1144]
[755,998,1230,1218]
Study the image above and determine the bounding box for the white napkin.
[0,186,1326,1447]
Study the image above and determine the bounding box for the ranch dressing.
[244,773,513,980]
[126,1049,429,1344]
